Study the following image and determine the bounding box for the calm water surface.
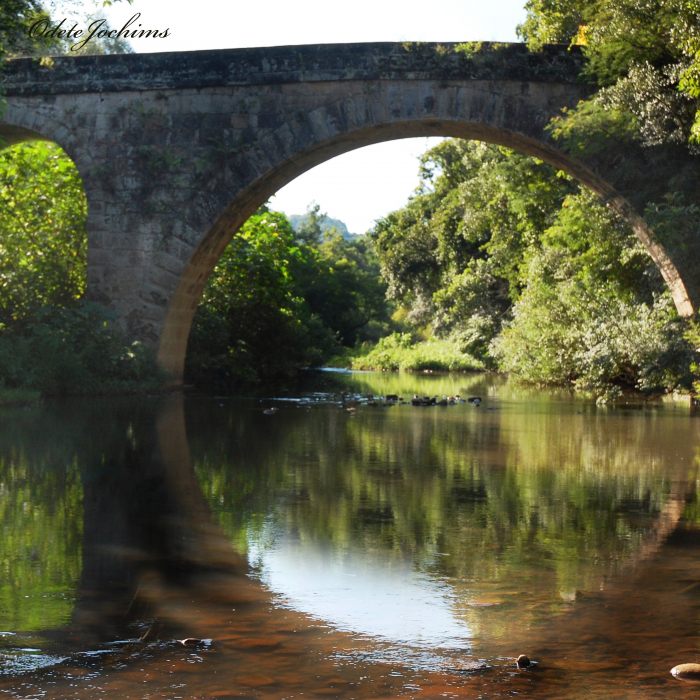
[1,372,700,699]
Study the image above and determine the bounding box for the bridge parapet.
[2,42,586,95]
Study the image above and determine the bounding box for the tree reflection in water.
[0,378,698,699]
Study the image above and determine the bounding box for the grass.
[327,334,484,372]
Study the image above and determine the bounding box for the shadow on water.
[0,378,699,698]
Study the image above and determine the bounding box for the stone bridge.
[0,42,696,380]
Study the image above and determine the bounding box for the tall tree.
[0,0,54,59]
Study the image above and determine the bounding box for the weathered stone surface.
[1,43,586,96]
[0,42,695,380]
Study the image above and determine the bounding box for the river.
[1,371,699,699]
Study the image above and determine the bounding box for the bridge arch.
[158,118,693,379]
[0,44,695,381]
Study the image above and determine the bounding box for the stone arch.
[0,115,100,191]
[1,46,695,380]
[158,119,694,380]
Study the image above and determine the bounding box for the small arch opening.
[0,140,87,327]
[0,136,163,395]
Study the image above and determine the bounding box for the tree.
[0,142,86,328]
[185,209,339,388]
[186,205,394,388]
[518,0,700,149]
[295,229,391,346]
[371,141,576,350]
[369,138,694,393]
[0,0,134,60]
[0,142,162,395]
[0,0,54,60]
[295,202,326,246]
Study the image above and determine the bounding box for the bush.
[493,261,695,395]
[349,334,483,372]
[0,303,165,395]
[185,211,341,390]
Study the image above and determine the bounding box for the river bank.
[327,334,484,372]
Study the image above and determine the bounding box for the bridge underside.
[0,43,697,381]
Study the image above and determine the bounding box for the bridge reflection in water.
[0,381,699,699]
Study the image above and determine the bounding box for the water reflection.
[0,376,698,699]
[249,540,472,647]
[194,376,693,610]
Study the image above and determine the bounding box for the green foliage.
[547,101,639,157]
[519,0,700,149]
[370,138,695,396]
[295,202,326,246]
[0,143,86,328]
[0,0,55,60]
[0,142,164,395]
[298,227,391,346]
[493,191,695,394]
[494,266,691,394]
[678,1,700,141]
[519,0,696,81]
[371,140,575,346]
[186,206,391,389]
[516,0,590,48]
[289,209,357,241]
[582,1,693,86]
[186,210,336,388]
[347,334,483,372]
[0,303,165,395]
[0,0,133,62]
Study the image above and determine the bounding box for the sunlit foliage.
[369,140,694,394]
[186,207,390,388]
[0,142,86,328]
[0,143,163,395]
[519,0,700,149]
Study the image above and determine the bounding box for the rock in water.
[671,663,700,680]
[517,655,531,669]
[180,638,212,647]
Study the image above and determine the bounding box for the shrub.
[349,335,483,372]
[0,303,165,395]
[493,264,695,395]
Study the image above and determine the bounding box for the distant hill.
[288,214,364,242]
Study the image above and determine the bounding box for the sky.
[63,0,527,233]
[250,537,473,655]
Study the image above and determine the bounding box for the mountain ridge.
[288,213,364,241]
